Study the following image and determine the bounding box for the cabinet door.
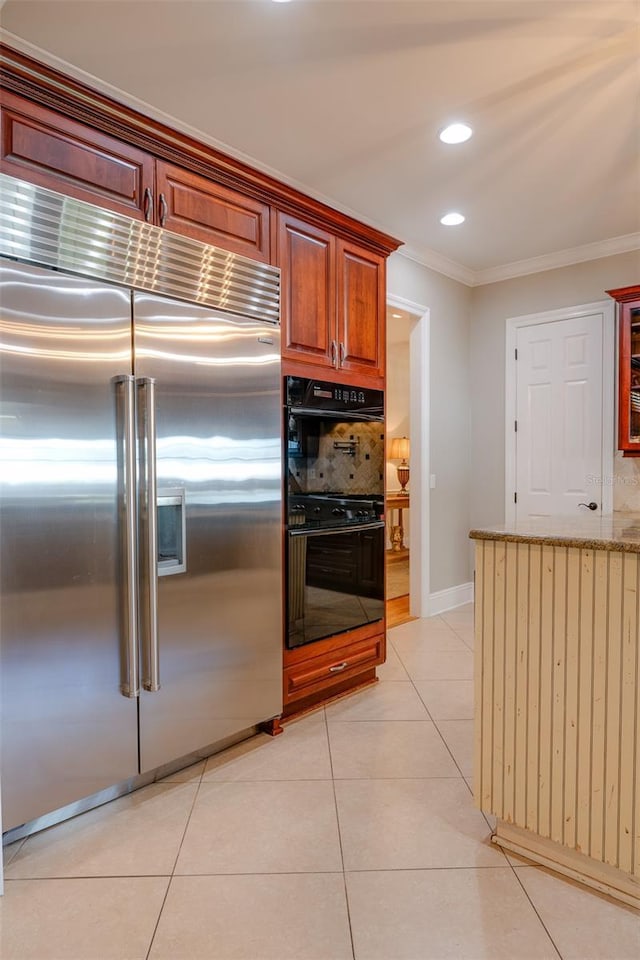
[611,287,640,455]
[278,212,336,368]
[336,240,385,382]
[0,92,154,220]
[156,161,270,261]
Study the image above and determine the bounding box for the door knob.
[578,501,598,511]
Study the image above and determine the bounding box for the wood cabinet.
[0,96,271,260]
[337,240,385,381]
[279,214,385,384]
[0,90,154,220]
[283,622,385,712]
[155,162,270,261]
[608,285,640,456]
[278,213,336,366]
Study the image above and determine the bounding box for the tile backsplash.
[293,421,384,495]
[612,451,640,511]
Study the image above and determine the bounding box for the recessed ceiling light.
[439,122,473,145]
[440,212,465,226]
[272,0,292,3]
[391,313,402,319]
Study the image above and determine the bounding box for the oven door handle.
[286,407,384,422]
[288,521,385,537]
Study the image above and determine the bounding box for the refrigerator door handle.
[114,375,140,698]
[138,376,160,692]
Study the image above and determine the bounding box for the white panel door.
[516,313,603,518]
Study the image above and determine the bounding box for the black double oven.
[285,376,385,649]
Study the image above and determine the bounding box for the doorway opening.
[385,297,428,625]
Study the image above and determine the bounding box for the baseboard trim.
[428,581,474,616]
[493,820,640,909]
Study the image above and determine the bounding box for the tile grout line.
[324,705,357,960]
[2,836,27,869]
[144,763,207,960]
[508,863,565,960]
[390,618,510,864]
[395,612,565,958]
[389,624,473,783]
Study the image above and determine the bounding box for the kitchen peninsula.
[470,516,640,908]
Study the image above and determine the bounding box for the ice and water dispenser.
[157,489,186,575]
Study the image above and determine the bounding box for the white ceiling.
[2,0,639,283]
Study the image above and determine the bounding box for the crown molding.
[0,30,297,180]
[473,233,640,286]
[394,231,640,289]
[395,245,477,287]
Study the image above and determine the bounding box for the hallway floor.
[2,605,638,959]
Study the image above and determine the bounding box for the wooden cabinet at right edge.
[278,212,385,386]
[608,284,640,455]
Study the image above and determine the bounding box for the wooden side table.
[385,491,410,559]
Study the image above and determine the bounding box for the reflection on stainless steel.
[0,174,280,323]
[133,291,282,772]
[1,188,282,833]
[0,435,281,488]
[0,262,139,829]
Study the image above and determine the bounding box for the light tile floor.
[2,604,639,959]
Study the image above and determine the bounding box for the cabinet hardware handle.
[329,661,348,673]
[578,501,598,511]
[339,341,346,366]
[143,187,153,222]
[159,192,168,227]
[331,340,338,368]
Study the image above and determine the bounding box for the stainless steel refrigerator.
[0,175,282,834]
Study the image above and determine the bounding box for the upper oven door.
[286,413,385,498]
[287,523,385,648]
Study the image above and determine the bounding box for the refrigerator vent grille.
[0,174,280,323]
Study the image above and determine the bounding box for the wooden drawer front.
[156,162,270,261]
[1,95,153,219]
[284,635,383,704]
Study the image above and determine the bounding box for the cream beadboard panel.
[474,539,640,906]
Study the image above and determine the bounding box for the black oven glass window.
[287,527,384,648]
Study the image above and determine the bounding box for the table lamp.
[389,436,410,494]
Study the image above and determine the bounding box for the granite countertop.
[469,513,640,553]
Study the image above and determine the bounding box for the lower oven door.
[287,522,385,649]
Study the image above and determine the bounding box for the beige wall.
[387,248,640,598]
[470,249,640,528]
[387,253,473,593]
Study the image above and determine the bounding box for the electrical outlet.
[430,474,436,489]
[308,468,316,479]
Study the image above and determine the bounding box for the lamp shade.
[389,436,410,462]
